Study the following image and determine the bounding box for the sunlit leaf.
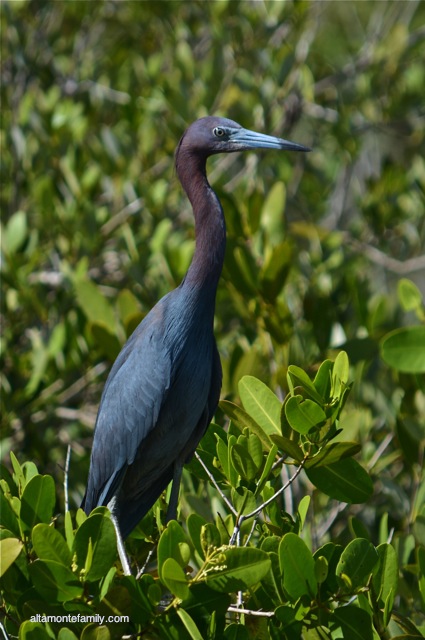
[372,543,398,609]
[73,513,117,581]
[32,523,72,566]
[20,475,55,532]
[161,558,190,600]
[238,376,281,435]
[157,520,188,583]
[220,400,273,450]
[380,326,425,373]
[398,278,423,312]
[285,396,326,434]
[287,366,323,404]
[0,537,23,576]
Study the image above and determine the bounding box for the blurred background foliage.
[1,0,424,568]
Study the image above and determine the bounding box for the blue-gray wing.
[82,304,171,512]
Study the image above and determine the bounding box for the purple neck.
[176,149,226,294]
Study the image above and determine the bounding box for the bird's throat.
[178,155,226,292]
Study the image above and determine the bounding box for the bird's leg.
[166,459,184,522]
[108,498,132,576]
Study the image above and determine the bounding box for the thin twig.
[367,433,394,472]
[316,502,348,540]
[64,444,71,513]
[244,516,259,547]
[230,460,306,545]
[227,606,274,618]
[194,452,237,516]
[347,238,425,275]
[136,544,157,579]
[101,197,144,235]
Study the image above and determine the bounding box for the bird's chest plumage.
[160,298,215,434]
[124,290,217,476]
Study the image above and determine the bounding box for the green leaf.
[227,434,239,488]
[0,491,20,537]
[231,487,257,516]
[58,629,79,640]
[287,366,323,404]
[380,326,425,373]
[216,436,231,481]
[157,520,188,582]
[32,523,71,566]
[313,542,343,594]
[296,495,311,531]
[187,513,208,559]
[232,245,259,294]
[332,604,374,640]
[331,350,350,399]
[176,608,204,639]
[256,444,279,494]
[349,516,370,540]
[20,474,55,532]
[73,513,117,581]
[64,510,74,550]
[81,625,111,640]
[28,558,84,602]
[314,556,328,584]
[279,532,317,601]
[238,376,281,435]
[10,451,25,494]
[230,443,258,481]
[247,433,263,470]
[418,545,425,610]
[3,210,28,254]
[181,581,231,620]
[97,585,132,634]
[304,442,361,469]
[285,396,326,434]
[336,538,379,591]
[269,434,304,462]
[22,461,39,486]
[372,543,398,608]
[306,458,373,503]
[17,621,52,640]
[90,322,121,360]
[161,557,190,600]
[313,359,333,400]
[224,623,250,640]
[219,400,273,450]
[260,181,286,244]
[260,241,293,301]
[0,537,23,576]
[205,547,270,592]
[398,278,423,312]
[116,289,142,326]
[74,279,118,334]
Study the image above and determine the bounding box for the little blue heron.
[82,116,309,570]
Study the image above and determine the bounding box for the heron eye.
[213,127,226,138]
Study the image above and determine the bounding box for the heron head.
[177,116,310,158]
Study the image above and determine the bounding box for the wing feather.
[83,304,171,512]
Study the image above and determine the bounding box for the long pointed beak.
[231,128,310,153]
